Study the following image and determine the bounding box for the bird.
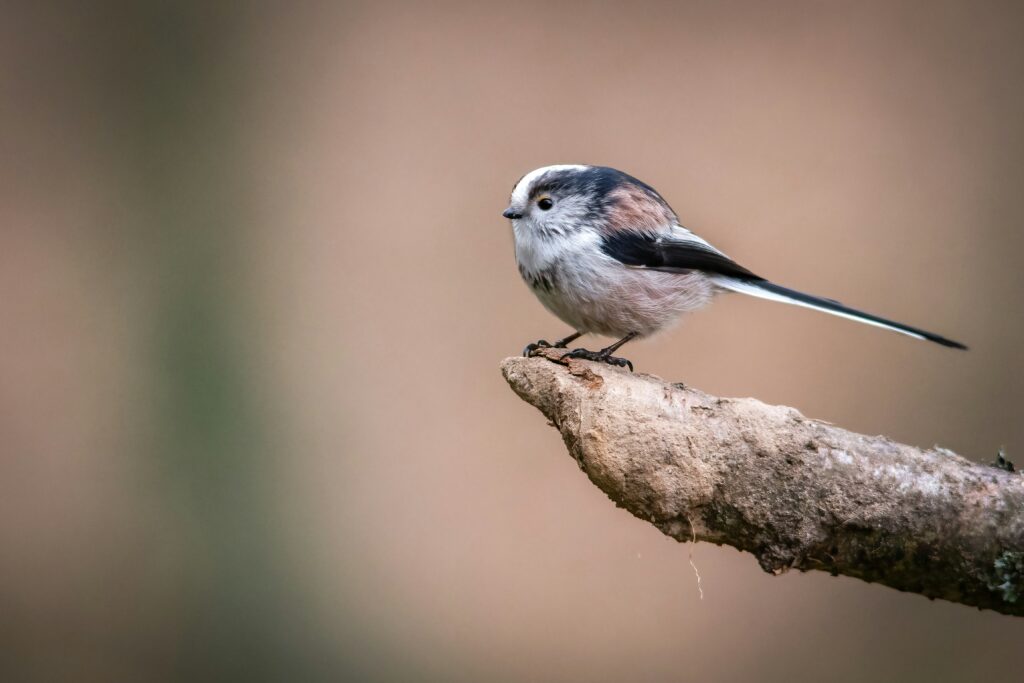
[503,164,966,371]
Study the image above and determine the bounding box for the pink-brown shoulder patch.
[604,183,677,233]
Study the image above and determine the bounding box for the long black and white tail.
[713,277,967,349]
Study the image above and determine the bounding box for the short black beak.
[502,207,523,220]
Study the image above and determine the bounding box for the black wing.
[600,230,762,281]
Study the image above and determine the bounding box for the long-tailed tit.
[504,164,966,370]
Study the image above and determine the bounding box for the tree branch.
[502,350,1024,616]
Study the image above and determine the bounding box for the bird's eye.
[537,197,554,211]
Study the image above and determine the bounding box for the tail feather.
[713,277,967,350]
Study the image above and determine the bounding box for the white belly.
[516,231,716,338]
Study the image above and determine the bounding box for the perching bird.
[504,164,966,371]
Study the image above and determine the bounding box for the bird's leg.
[523,331,583,357]
[552,331,584,348]
[565,331,639,371]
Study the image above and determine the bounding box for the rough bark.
[501,349,1024,616]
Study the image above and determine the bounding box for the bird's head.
[503,165,676,238]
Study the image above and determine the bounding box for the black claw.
[564,348,592,360]
[993,448,1016,472]
[607,356,633,372]
[524,332,585,357]
[523,340,552,357]
[564,347,634,372]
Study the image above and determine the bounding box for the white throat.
[514,220,601,275]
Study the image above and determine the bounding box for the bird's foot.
[993,448,1016,473]
[523,340,553,357]
[523,332,582,357]
[564,347,633,372]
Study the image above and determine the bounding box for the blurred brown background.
[2,1,1023,681]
